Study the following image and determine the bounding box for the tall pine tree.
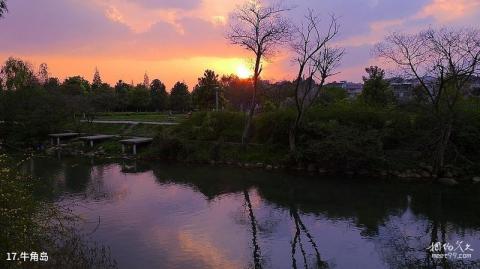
[92,67,102,89]
[143,72,150,89]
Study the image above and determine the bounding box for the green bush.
[253,109,295,145]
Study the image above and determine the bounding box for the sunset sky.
[1,0,479,89]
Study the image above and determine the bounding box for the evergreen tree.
[170,81,191,112]
[92,67,102,89]
[360,66,393,106]
[192,70,223,110]
[114,80,132,111]
[143,72,150,89]
[150,79,168,111]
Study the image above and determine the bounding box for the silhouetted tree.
[228,0,291,144]
[91,83,115,112]
[289,11,343,152]
[37,63,49,85]
[0,57,37,90]
[192,70,223,110]
[92,67,102,89]
[221,75,252,110]
[0,0,7,18]
[114,80,132,111]
[150,79,168,111]
[61,76,92,119]
[360,66,393,106]
[143,72,150,89]
[44,77,60,93]
[62,76,90,96]
[170,81,190,112]
[129,84,150,111]
[376,27,480,176]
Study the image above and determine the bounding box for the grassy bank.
[94,112,187,123]
[141,103,480,178]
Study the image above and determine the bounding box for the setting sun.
[236,63,253,79]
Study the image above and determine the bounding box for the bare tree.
[375,28,480,176]
[0,0,7,18]
[227,0,291,145]
[289,11,343,152]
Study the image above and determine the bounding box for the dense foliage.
[0,154,117,268]
[1,56,479,175]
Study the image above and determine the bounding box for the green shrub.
[253,109,295,145]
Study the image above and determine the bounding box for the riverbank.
[37,140,480,186]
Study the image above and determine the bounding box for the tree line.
[1,0,480,177]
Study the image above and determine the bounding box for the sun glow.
[236,63,253,79]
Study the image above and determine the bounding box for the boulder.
[438,178,458,186]
[318,168,327,174]
[256,162,264,168]
[473,177,480,184]
[265,165,273,170]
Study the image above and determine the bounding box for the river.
[26,157,480,269]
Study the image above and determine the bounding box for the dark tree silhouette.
[360,66,393,106]
[92,67,102,89]
[289,10,343,152]
[0,0,7,18]
[228,0,291,145]
[192,70,223,110]
[170,81,191,112]
[150,79,168,111]
[376,27,480,176]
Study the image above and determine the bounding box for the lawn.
[95,112,187,123]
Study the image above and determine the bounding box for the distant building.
[388,76,480,102]
[326,81,363,98]
[387,78,417,102]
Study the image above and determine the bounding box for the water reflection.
[29,158,480,269]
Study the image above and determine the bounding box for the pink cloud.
[418,0,480,22]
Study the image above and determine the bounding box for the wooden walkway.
[48,132,153,155]
[49,133,80,145]
[120,137,153,155]
[79,135,117,147]
[80,120,178,126]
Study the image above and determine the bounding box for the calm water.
[27,157,480,269]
